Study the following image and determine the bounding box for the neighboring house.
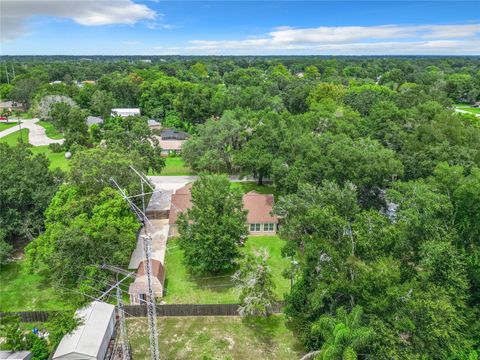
[86,116,103,127]
[159,139,184,155]
[53,301,116,360]
[161,129,189,140]
[157,128,189,155]
[168,185,279,237]
[111,108,141,117]
[148,119,161,130]
[243,191,279,235]
[129,259,165,305]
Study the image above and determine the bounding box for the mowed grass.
[0,262,72,312]
[0,128,29,146]
[455,104,480,114]
[150,156,193,176]
[30,146,70,171]
[163,236,290,304]
[37,120,64,139]
[0,129,70,171]
[231,181,277,196]
[127,315,304,360]
[0,122,19,131]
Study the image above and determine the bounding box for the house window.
[263,223,275,232]
[250,223,261,232]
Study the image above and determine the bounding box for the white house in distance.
[53,301,116,360]
[111,108,141,117]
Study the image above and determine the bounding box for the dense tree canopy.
[2,56,480,357]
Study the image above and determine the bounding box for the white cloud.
[1,0,156,42]
[123,40,141,45]
[187,24,480,55]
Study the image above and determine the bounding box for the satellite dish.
[65,151,72,159]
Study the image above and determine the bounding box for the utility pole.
[99,265,135,360]
[116,284,131,360]
[142,234,160,360]
[109,171,160,360]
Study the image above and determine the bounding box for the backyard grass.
[30,145,70,171]
[150,157,193,176]
[0,122,19,131]
[0,261,72,312]
[163,236,290,304]
[0,130,70,171]
[455,104,480,114]
[231,181,277,195]
[127,315,304,360]
[37,120,64,139]
[0,128,29,146]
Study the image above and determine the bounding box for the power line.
[110,171,161,360]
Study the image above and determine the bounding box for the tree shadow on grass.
[241,315,282,348]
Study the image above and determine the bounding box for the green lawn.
[231,181,277,195]
[0,129,69,171]
[0,128,29,146]
[37,120,64,139]
[163,236,290,304]
[455,104,480,114]
[0,122,19,131]
[151,157,193,176]
[0,262,72,312]
[127,315,304,360]
[30,146,70,171]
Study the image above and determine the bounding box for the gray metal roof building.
[53,301,116,360]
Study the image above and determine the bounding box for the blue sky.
[1,1,479,55]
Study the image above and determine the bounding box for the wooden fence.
[1,303,284,322]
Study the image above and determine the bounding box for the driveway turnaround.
[0,119,64,146]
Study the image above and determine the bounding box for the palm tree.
[302,306,373,360]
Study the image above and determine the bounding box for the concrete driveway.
[0,119,64,146]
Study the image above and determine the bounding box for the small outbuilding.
[86,116,103,127]
[53,301,116,360]
[148,119,161,130]
[111,108,141,117]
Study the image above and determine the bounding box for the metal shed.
[53,301,116,360]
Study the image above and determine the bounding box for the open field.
[127,315,304,360]
[163,236,290,304]
[0,122,19,131]
[0,262,71,312]
[37,120,64,139]
[455,104,480,114]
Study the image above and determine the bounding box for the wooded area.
[1,56,479,358]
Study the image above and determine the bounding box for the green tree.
[100,115,165,173]
[310,306,373,360]
[0,144,61,247]
[91,90,114,119]
[10,78,41,110]
[63,107,89,149]
[233,249,277,316]
[177,174,248,274]
[182,110,247,173]
[307,82,346,106]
